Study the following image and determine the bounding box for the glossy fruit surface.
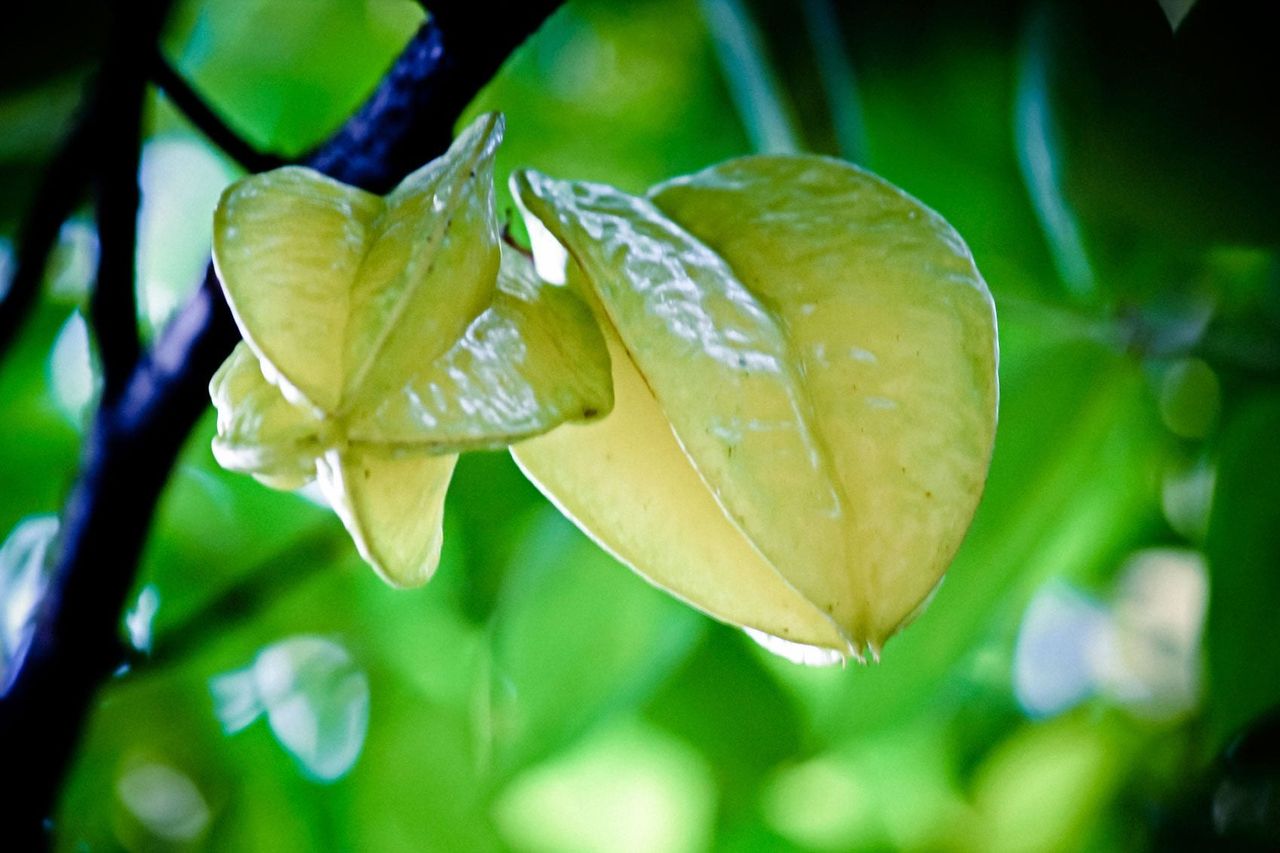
[513,157,997,659]
[209,114,611,586]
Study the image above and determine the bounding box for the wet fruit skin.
[513,156,997,661]
[208,114,611,587]
[208,109,997,664]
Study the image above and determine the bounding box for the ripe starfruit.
[208,113,612,587]
[208,110,997,664]
[511,157,997,662]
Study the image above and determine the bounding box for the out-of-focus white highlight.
[1013,583,1108,718]
[522,202,570,285]
[0,237,13,302]
[209,635,370,781]
[48,310,100,429]
[137,136,236,333]
[125,585,160,654]
[1014,549,1207,720]
[293,479,330,507]
[744,628,848,667]
[116,762,211,842]
[0,515,60,697]
[47,220,99,301]
[1094,549,1207,718]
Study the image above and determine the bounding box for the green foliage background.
[2,0,1277,849]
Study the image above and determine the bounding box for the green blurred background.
[2,0,1278,849]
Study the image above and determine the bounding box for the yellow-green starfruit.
[208,113,613,587]
[511,156,997,662]
[207,108,997,665]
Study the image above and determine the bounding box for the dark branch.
[0,2,563,842]
[90,1,168,404]
[0,114,94,364]
[308,0,563,192]
[150,52,287,173]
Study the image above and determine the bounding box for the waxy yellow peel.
[209,114,611,586]
[208,110,996,663]
[512,158,997,659]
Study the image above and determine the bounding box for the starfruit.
[511,156,998,661]
[208,113,612,587]
[208,110,997,663]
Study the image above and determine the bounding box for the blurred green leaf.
[0,303,85,535]
[1204,394,1280,746]
[136,415,335,640]
[0,74,85,162]
[964,711,1138,852]
[164,0,423,155]
[1158,357,1220,439]
[446,451,545,619]
[493,716,717,853]
[58,664,331,852]
[346,685,502,851]
[466,0,749,231]
[485,508,703,775]
[763,718,969,851]
[646,628,803,825]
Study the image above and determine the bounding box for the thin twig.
[91,1,166,404]
[150,52,287,173]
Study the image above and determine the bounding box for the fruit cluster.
[210,112,998,663]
